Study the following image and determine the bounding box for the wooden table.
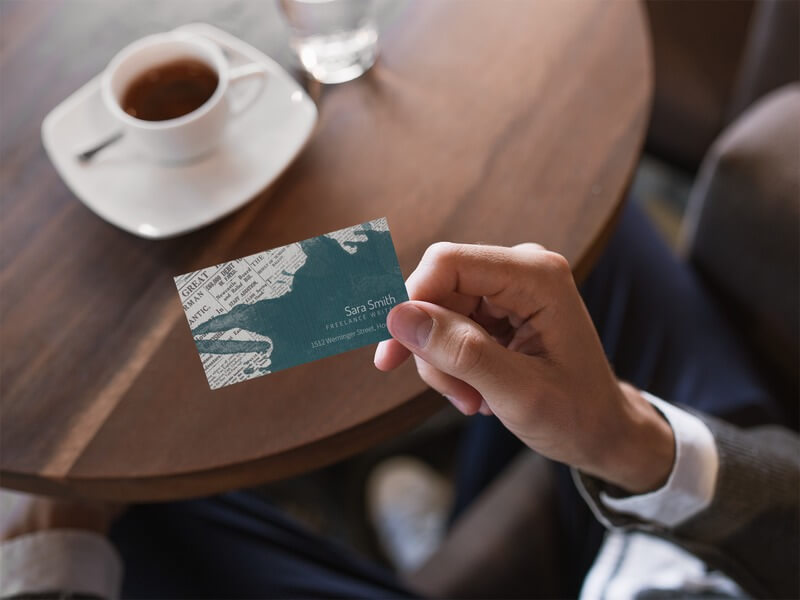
[0,0,652,501]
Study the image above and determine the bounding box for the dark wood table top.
[0,0,652,501]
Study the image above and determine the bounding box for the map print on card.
[174,218,408,390]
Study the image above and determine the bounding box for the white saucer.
[41,23,318,239]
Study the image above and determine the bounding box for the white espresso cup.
[101,32,267,163]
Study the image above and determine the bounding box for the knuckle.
[423,241,457,265]
[540,251,572,279]
[513,242,546,256]
[512,243,546,270]
[450,329,485,374]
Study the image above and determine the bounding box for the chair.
[645,0,799,169]
[679,83,800,426]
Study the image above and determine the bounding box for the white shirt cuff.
[0,529,123,599]
[599,392,719,527]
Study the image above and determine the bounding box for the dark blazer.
[578,412,800,599]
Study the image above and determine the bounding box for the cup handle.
[227,63,268,116]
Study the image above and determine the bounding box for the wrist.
[590,382,676,494]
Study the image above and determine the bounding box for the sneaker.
[366,456,453,572]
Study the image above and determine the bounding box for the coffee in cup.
[121,58,219,122]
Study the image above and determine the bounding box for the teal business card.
[174,218,408,389]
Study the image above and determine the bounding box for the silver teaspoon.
[76,131,124,162]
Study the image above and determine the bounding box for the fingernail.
[373,341,387,365]
[389,304,433,347]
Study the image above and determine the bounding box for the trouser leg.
[110,491,415,599]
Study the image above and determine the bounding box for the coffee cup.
[101,32,267,163]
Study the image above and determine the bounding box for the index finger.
[406,242,562,320]
[375,242,563,371]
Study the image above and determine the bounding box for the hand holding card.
[373,242,675,494]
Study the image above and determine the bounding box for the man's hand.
[375,243,675,494]
[0,489,123,542]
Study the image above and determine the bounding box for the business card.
[174,218,408,389]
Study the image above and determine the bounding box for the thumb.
[386,301,516,397]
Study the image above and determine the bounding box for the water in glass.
[279,0,378,84]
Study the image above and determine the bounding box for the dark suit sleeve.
[576,413,800,599]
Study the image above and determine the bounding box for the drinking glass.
[278,0,378,84]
